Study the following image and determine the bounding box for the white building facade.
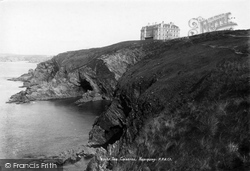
[141,22,180,40]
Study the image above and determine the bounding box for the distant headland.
[0,53,52,63]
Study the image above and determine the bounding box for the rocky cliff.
[8,40,168,104]
[87,30,250,171]
[8,29,250,170]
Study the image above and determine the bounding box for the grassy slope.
[109,30,250,170]
[10,40,170,103]
[53,40,163,72]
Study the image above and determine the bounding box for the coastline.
[5,30,250,170]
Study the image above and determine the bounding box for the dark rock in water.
[7,90,31,104]
[8,69,34,83]
[87,30,250,170]
[75,90,104,105]
[24,145,97,170]
[48,145,97,171]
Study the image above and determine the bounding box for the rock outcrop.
[22,145,96,171]
[8,69,34,83]
[7,29,250,170]
[8,40,168,104]
[87,30,250,170]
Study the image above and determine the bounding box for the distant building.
[141,21,180,40]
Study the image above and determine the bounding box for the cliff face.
[8,41,167,104]
[7,30,250,170]
[87,30,250,171]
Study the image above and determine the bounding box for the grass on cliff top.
[111,30,250,171]
[52,40,165,73]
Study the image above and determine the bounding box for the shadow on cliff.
[87,30,250,171]
[8,39,171,105]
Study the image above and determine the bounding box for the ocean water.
[0,62,107,159]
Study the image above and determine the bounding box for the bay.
[0,62,106,159]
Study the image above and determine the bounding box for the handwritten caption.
[100,157,172,162]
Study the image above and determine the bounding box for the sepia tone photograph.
[0,0,249,170]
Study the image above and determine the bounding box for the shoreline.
[6,77,107,170]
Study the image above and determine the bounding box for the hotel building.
[141,22,180,40]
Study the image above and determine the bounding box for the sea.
[0,61,107,159]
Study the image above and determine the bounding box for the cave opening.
[79,79,93,92]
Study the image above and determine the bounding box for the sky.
[0,0,249,55]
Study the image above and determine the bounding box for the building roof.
[142,22,179,30]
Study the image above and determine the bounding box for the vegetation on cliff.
[8,40,169,104]
[7,29,250,171]
[88,30,250,171]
